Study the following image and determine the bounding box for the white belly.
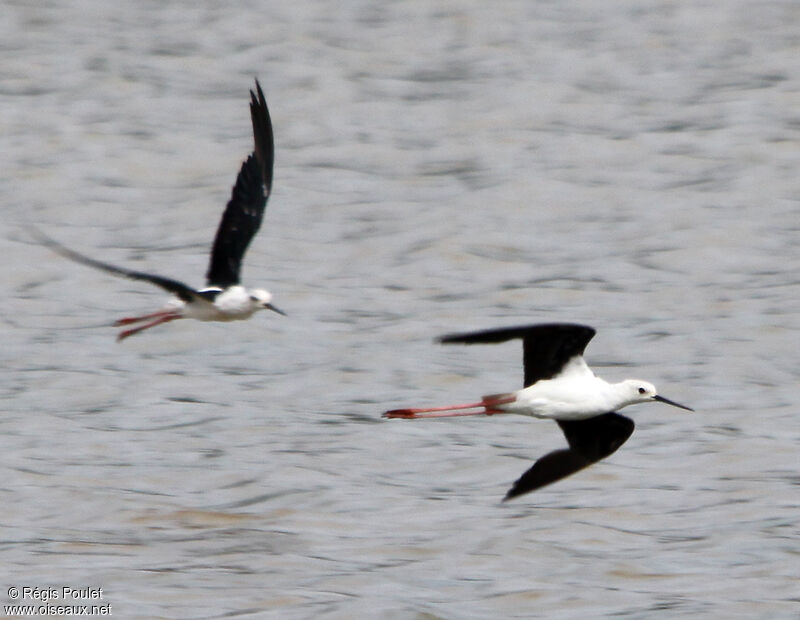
[500,376,616,421]
[175,286,258,322]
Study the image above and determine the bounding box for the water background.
[2,1,799,618]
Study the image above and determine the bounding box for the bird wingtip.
[502,489,518,502]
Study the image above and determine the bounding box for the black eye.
[638,387,646,394]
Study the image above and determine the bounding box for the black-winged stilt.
[35,79,285,341]
[384,323,693,500]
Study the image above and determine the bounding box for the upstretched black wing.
[34,229,199,303]
[206,79,274,288]
[503,412,635,500]
[439,323,596,387]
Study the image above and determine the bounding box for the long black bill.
[266,303,287,316]
[654,394,694,411]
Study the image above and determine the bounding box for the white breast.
[500,356,617,420]
[211,286,258,320]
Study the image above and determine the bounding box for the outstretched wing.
[438,323,596,387]
[34,228,199,303]
[206,79,274,288]
[504,412,634,500]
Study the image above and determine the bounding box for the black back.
[206,80,274,288]
[504,412,635,500]
[439,323,596,387]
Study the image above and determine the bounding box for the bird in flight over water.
[384,323,693,500]
[35,79,285,341]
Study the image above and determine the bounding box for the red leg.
[117,313,180,341]
[384,401,487,418]
[115,310,174,326]
[383,395,516,419]
[384,408,515,419]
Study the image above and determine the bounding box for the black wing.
[34,229,199,303]
[504,412,634,500]
[206,79,274,288]
[439,323,596,387]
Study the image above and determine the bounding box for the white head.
[248,288,286,316]
[619,379,694,411]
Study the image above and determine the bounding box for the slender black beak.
[266,303,287,316]
[654,394,694,411]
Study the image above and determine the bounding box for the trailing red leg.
[383,394,516,419]
[115,310,174,327]
[117,313,180,341]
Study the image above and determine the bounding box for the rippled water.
[2,1,799,618]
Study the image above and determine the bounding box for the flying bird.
[384,323,693,500]
[36,79,285,341]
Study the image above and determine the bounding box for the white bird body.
[492,357,661,421]
[175,286,275,321]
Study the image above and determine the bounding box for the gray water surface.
[2,1,799,618]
